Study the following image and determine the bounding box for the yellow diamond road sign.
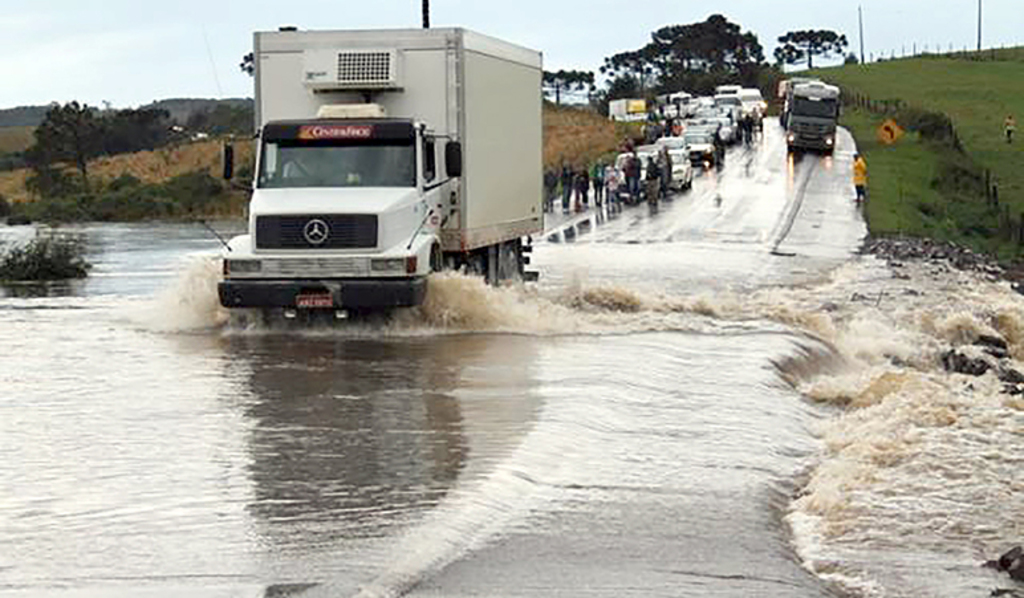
[878,119,905,145]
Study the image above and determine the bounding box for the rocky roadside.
[860,236,1007,282]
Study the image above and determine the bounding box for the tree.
[774,30,849,69]
[542,70,595,105]
[100,108,174,155]
[599,15,766,100]
[600,48,657,100]
[25,102,102,191]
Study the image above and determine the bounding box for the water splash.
[139,256,227,332]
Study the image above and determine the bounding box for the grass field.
[0,126,34,154]
[811,54,1024,257]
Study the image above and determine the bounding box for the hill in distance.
[0,98,253,129]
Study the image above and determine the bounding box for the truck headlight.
[371,258,406,273]
[787,133,795,143]
[224,259,261,275]
[825,137,834,146]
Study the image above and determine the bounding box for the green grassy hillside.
[811,53,1024,258]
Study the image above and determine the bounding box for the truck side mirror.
[222,143,235,180]
[445,141,462,178]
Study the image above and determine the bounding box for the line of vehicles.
[605,84,767,204]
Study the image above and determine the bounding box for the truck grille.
[255,215,378,249]
[261,257,369,277]
[792,121,830,135]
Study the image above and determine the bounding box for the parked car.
[654,137,695,191]
[684,128,720,166]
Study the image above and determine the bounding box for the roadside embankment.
[812,52,1024,262]
[543,103,637,170]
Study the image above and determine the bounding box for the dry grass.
[543,104,632,170]
[0,137,255,202]
[0,169,28,201]
[88,138,256,183]
[0,126,34,154]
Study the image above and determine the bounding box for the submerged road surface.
[1,121,873,597]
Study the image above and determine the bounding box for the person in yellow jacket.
[853,153,868,203]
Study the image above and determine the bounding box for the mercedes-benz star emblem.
[303,218,330,245]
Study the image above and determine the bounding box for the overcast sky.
[0,0,1016,109]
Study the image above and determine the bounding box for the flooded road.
[3,123,1021,598]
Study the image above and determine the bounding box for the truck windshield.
[792,97,838,119]
[258,141,416,189]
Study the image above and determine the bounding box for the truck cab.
[785,81,841,154]
[219,107,457,312]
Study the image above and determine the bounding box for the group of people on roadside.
[617,140,674,207]
[544,136,681,214]
[544,161,617,214]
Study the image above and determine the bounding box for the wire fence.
[839,86,1024,244]
[867,45,1024,64]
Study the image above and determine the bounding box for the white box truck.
[608,98,647,122]
[219,27,543,317]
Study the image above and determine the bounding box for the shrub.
[161,171,224,214]
[0,231,90,281]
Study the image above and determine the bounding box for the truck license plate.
[296,293,333,308]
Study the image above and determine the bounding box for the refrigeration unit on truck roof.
[301,48,402,91]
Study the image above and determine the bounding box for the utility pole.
[977,0,982,51]
[859,6,866,64]
[422,0,430,29]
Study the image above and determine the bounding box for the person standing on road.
[591,161,605,206]
[625,150,641,204]
[575,166,590,212]
[543,168,557,213]
[853,153,868,203]
[604,164,618,209]
[1005,114,1017,144]
[660,148,672,198]
[560,162,573,213]
[645,156,661,205]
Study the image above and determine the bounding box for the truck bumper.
[789,133,835,152]
[218,277,428,310]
